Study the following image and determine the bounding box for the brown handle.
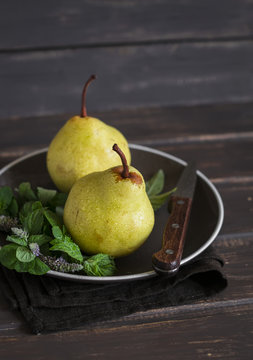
[152,195,193,275]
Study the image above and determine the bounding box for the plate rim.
[0,144,224,283]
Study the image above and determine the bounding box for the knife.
[152,162,197,276]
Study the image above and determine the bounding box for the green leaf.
[0,243,49,274]
[0,244,19,269]
[27,257,50,275]
[19,201,34,218]
[37,187,57,206]
[8,198,19,217]
[25,209,44,234]
[32,201,43,211]
[18,182,37,202]
[28,234,52,246]
[6,235,27,246]
[146,170,165,197]
[0,186,13,208]
[49,192,68,208]
[16,246,35,263]
[43,209,62,227]
[14,260,33,273]
[50,236,83,262]
[149,187,177,211]
[52,226,63,240]
[19,201,33,227]
[83,254,116,276]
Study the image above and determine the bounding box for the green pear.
[63,144,155,257]
[47,75,131,193]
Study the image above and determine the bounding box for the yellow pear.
[63,144,155,257]
[47,75,131,193]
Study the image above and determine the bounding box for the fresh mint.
[6,235,27,246]
[17,182,37,203]
[149,188,177,211]
[28,234,52,246]
[16,246,36,263]
[146,169,176,211]
[0,186,18,217]
[146,169,165,197]
[43,209,62,227]
[37,187,57,206]
[50,226,83,262]
[83,254,116,276]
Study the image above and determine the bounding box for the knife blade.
[152,162,197,276]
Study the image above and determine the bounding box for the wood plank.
[0,0,253,50]
[0,40,253,119]
[1,129,252,185]
[0,304,252,359]
[1,102,253,150]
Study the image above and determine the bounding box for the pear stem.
[112,144,129,178]
[80,74,96,117]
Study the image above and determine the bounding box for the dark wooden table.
[0,1,253,358]
[0,103,253,358]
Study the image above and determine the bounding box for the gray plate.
[0,144,224,283]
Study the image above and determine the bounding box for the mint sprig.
[146,169,176,211]
[50,226,83,263]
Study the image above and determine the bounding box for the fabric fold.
[0,247,227,334]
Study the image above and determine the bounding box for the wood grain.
[0,304,252,359]
[0,99,252,358]
[0,40,253,118]
[1,102,253,149]
[0,0,253,50]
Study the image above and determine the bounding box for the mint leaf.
[18,182,37,202]
[32,201,43,211]
[28,234,52,246]
[52,226,63,240]
[16,246,35,262]
[27,257,50,275]
[43,209,62,227]
[6,235,27,246]
[0,186,13,209]
[146,170,165,197]
[0,244,19,269]
[9,198,19,217]
[49,192,68,208]
[25,209,44,234]
[14,260,33,273]
[83,254,116,276]
[149,187,176,211]
[50,236,83,262]
[20,201,34,218]
[37,187,57,206]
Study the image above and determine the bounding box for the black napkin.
[0,247,227,334]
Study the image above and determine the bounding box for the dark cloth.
[0,247,227,334]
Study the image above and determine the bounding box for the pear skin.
[46,75,131,193]
[63,145,154,257]
[47,116,130,193]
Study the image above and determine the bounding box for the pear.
[63,144,155,257]
[47,75,131,193]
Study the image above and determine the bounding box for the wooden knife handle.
[152,195,193,275]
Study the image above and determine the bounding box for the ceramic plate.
[0,144,224,283]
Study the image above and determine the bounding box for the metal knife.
[152,162,197,276]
